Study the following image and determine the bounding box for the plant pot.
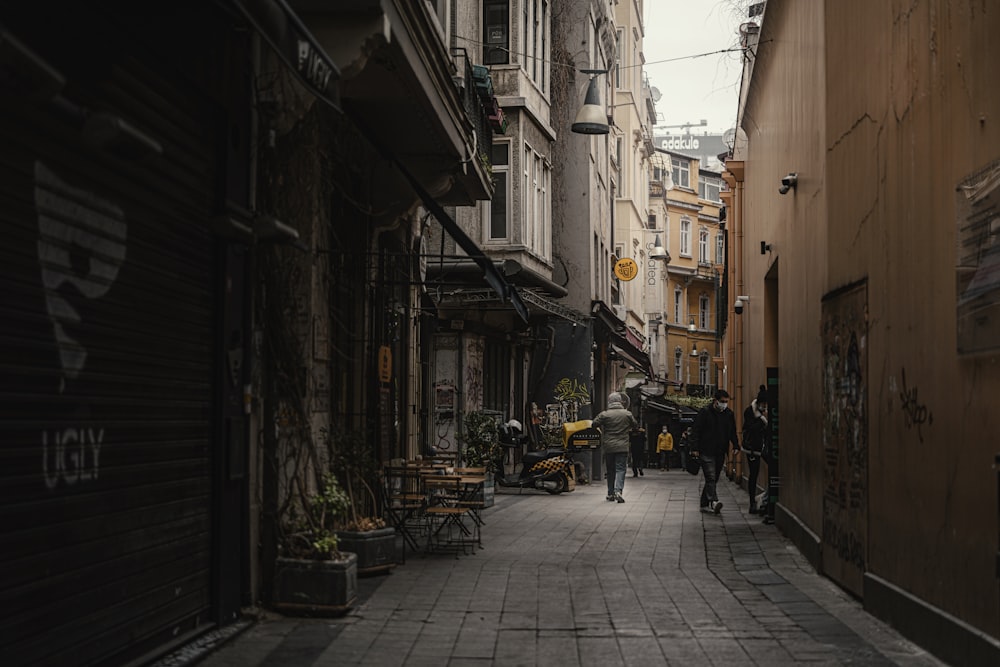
[475,472,495,508]
[272,553,358,617]
[335,526,397,575]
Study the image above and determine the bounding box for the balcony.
[293,0,494,204]
[649,180,665,198]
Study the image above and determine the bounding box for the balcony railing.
[451,49,495,169]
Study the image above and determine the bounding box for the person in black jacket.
[690,389,739,514]
[741,385,769,514]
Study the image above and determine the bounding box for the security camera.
[734,295,750,315]
[778,172,798,195]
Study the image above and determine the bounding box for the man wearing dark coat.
[689,389,739,514]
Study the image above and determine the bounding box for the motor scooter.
[495,420,576,494]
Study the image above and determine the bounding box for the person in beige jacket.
[592,392,637,503]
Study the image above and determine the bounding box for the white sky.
[643,0,747,135]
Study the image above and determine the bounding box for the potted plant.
[461,411,502,507]
[328,429,397,575]
[272,471,359,617]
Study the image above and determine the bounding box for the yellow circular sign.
[613,257,639,281]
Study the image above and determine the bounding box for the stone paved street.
[192,470,947,666]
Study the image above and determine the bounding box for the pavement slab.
[189,471,948,667]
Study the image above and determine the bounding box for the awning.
[645,397,699,421]
[592,301,652,375]
[611,332,651,374]
[396,162,529,323]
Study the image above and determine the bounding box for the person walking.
[689,389,739,514]
[592,392,638,503]
[656,426,674,471]
[741,385,770,514]
[629,426,646,477]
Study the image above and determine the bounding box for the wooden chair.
[382,465,426,559]
[422,474,477,556]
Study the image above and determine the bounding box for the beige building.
[723,1,1000,664]
[657,150,725,394]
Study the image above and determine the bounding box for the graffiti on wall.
[897,368,933,442]
[821,281,868,596]
[42,427,103,489]
[542,377,591,429]
[35,162,124,490]
[36,161,127,393]
[464,337,484,412]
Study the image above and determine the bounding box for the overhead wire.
[453,33,746,72]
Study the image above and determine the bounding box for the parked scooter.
[496,420,576,494]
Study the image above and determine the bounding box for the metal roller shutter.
[0,13,222,665]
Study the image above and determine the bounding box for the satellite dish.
[650,86,662,103]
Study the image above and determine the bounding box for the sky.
[643,0,748,136]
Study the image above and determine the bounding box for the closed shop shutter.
[0,21,221,666]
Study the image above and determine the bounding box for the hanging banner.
[378,345,392,383]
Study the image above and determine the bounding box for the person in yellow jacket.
[655,425,674,471]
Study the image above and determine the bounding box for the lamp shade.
[691,345,699,357]
[571,77,609,134]
[650,234,669,261]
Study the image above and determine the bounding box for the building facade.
[722,1,1000,664]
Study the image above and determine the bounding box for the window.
[671,157,690,189]
[716,232,725,264]
[615,30,623,88]
[484,1,509,64]
[540,0,547,90]
[531,0,538,80]
[680,218,691,256]
[698,353,709,386]
[698,175,721,202]
[522,2,529,72]
[485,142,509,240]
[520,0,548,89]
[648,213,656,228]
[699,295,710,329]
[521,143,550,259]
[674,286,682,323]
[674,347,682,383]
[698,228,709,264]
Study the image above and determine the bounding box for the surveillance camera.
[778,172,798,195]
[734,298,744,314]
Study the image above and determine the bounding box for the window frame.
[698,227,709,264]
[483,0,510,64]
[484,141,511,242]
[671,157,690,189]
[679,218,691,257]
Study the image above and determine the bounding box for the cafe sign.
[613,257,638,281]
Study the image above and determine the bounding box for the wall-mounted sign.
[378,345,392,383]
[614,257,638,281]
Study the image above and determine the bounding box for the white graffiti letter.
[35,161,127,392]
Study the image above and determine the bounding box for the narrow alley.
[187,473,943,667]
